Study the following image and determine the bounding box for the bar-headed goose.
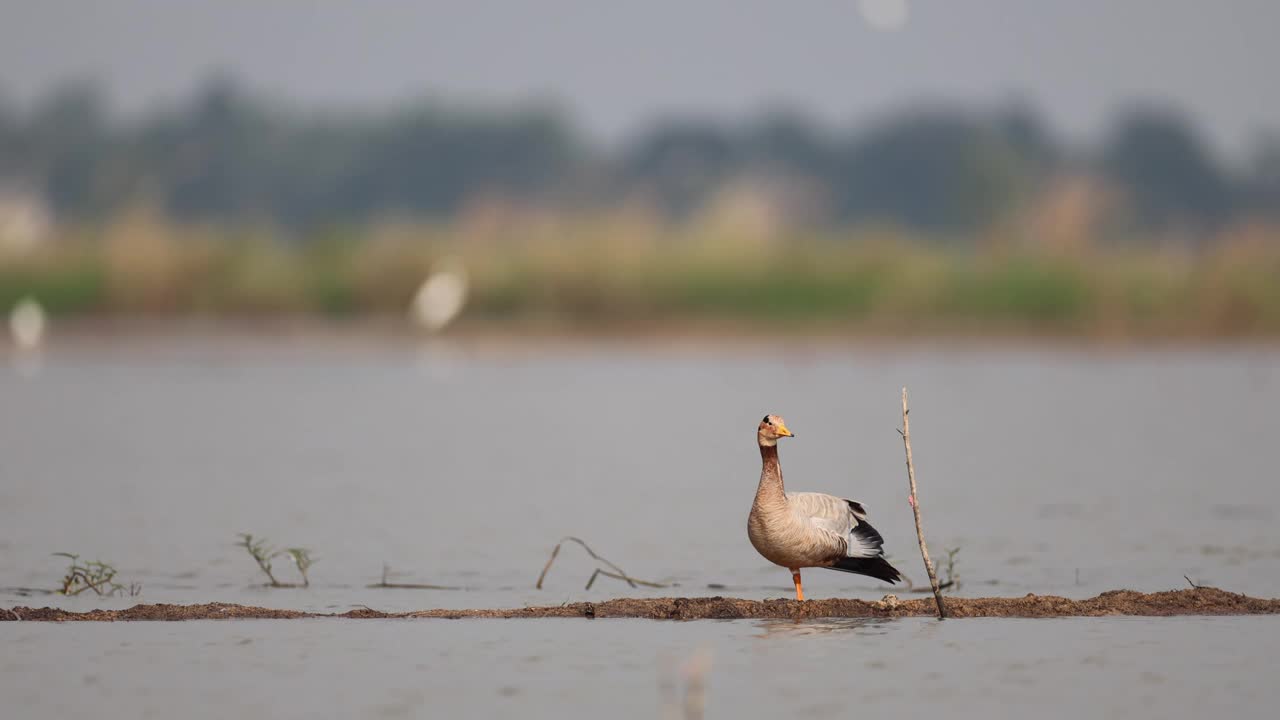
[747,414,901,600]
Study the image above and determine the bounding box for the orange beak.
[775,423,793,437]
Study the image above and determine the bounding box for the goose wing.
[785,492,885,559]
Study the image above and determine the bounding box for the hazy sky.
[2,1,1276,156]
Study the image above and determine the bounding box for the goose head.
[757,414,794,447]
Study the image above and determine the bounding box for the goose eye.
[762,416,772,425]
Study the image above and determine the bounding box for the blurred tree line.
[1,77,1277,236]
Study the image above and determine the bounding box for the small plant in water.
[885,545,962,593]
[281,548,314,587]
[53,553,141,597]
[939,546,962,590]
[237,534,315,587]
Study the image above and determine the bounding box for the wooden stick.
[899,387,947,619]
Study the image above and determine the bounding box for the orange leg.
[791,570,804,601]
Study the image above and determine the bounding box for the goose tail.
[827,555,902,584]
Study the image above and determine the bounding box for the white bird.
[747,414,901,601]
[9,296,46,350]
[411,259,468,333]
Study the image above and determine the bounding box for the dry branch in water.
[535,536,667,590]
[891,573,955,594]
[367,563,459,590]
[899,388,947,619]
[584,568,667,590]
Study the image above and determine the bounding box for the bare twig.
[535,536,665,590]
[883,576,953,593]
[1184,575,1206,589]
[897,579,954,594]
[584,568,667,590]
[900,388,947,619]
[4,608,20,621]
[367,563,459,590]
[2,587,54,597]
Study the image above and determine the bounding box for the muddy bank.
[4,588,1279,622]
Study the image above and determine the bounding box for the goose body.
[747,415,901,600]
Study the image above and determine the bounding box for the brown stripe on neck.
[756,441,784,495]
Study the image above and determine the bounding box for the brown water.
[2,340,1279,718]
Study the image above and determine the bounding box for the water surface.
[2,340,1278,718]
[3,616,1276,719]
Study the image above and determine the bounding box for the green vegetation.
[4,80,1277,338]
[939,547,962,592]
[53,553,141,597]
[237,533,314,588]
[5,212,1280,337]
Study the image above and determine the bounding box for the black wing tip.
[850,518,885,550]
[827,555,903,584]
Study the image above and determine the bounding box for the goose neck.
[756,443,786,500]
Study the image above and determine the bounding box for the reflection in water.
[414,338,467,381]
[753,617,896,639]
[10,350,43,378]
[9,296,47,350]
[659,647,712,720]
